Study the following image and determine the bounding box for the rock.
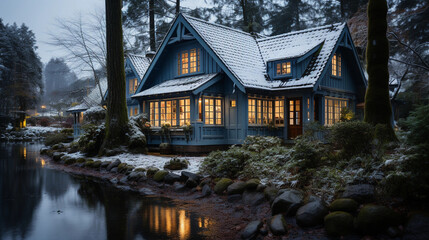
[269,214,287,236]
[324,211,354,236]
[164,158,188,170]
[264,186,278,203]
[146,167,159,177]
[100,161,111,169]
[342,184,375,203]
[185,178,198,188]
[40,148,49,154]
[137,174,147,182]
[201,184,212,197]
[241,220,262,240]
[173,182,187,192]
[52,152,64,162]
[259,227,268,236]
[110,177,119,184]
[271,189,304,216]
[139,187,155,195]
[227,194,242,203]
[214,178,233,195]
[128,172,142,181]
[356,204,400,235]
[245,179,260,190]
[180,171,200,182]
[110,167,118,173]
[199,178,211,187]
[106,159,121,171]
[153,170,169,182]
[227,181,247,195]
[243,191,265,207]
[164,172,181,184]
[296,199,328,227]
[404,213,429,240]
[329,198,359,213]
[119,176,128,184]
[256,184,266,192]
[92,161,102,169]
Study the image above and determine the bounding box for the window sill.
[175,71,204,78]
[331,75,342,80]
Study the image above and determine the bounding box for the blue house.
[125,54,151,117]
[132,13,367,152]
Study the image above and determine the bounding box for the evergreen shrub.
[78,124,105,156]
[330,121,374,157]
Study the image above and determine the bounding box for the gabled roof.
[67,78,108,112]
[182,14,347,90]
[133,73,219,97]
[126,54,151,80]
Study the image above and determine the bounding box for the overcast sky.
[0,0,203,67]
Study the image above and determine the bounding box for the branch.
[391,67,408,101]
[390,58,429,71]
[388,31,429,70]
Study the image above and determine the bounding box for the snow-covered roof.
[67,78,108,112]
[133,73,219,97]
[182,14,346,90]
[127,54,151,80]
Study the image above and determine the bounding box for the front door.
[287,98,302,139]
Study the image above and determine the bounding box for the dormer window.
[332,53,341,77]
[276,61,291,76]
[178,48,200,76]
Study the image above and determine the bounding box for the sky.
[0,0,205,67]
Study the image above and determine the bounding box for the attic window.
[178,48,200,76]
[276,62,291,76]
[129,78,138,94]
[332,53,342,77]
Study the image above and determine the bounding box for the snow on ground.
[26,126,61,134]
[66,152,205,174]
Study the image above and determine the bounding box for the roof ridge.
[127,53,149,59]
[182,14,253,37]
[257,22,345,42]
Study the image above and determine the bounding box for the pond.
[0,142,214,240]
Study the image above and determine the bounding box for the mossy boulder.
[52,152,64,162]
[64,158,76,165]
[91,160,102,169]
[76,158,86,163]
[84,160,95,168]
[153,170,169,182]
[164,157,188,170]
[134,168,146,172]
[324,211,355,236]
[214,178,233,195]
[245,179,260,190]
[146,167,159,177]
[117,163,130,173]
[356,204,401,235]
[329,198,359,213]
[227,181,246,195]
[264,186,278,203]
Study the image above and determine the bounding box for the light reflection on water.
[0,142,213,240]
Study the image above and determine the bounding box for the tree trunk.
[149,0,156,51]
[240,0,249,31]
[364,0,396,140]
[104,0,129,147]
[176,0,180,16]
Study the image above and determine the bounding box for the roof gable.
[126,54,150,80]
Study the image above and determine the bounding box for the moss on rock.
[356,204,401,235]
[153,170,168,182]
[324,211,354,236]
[214,178,233,195]
[329,198,359,213]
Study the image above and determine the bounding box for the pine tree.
[104,0,129,147]
[364,0,396,140]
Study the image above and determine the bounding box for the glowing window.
[332,53,342,77]
[324,97,348,126]
[150,101,159,127]
[276,62,291,76]
[179,99,191,126]
[129,78,138,94]
[275,100,284,126]
[248,99,256,124]
[160,100,177,126]
[178,48,200,75]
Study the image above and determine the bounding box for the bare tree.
[49,12,107,102]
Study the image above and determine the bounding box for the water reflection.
[0,143,214,240]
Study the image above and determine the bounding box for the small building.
[131,14,367,152]
[67,78,107,138]
[125,54,151,117]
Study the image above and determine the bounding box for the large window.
[204,98,222,125]
[275,100,284,125]
[179,99,190,126]
[324,97,348,126]
[160,100,176,126]
[178,48,200,76]
[129,78,138,94]
[150,102,159,127]
[248,98,275,125]
[276,61,291,76]
[332,53,342,77]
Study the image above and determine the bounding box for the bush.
[40,117,50,127]
[330,121,374,157]
[78,124,105,156]
[83,106,106,124]
[127,115,147,153]
[45,132,72,146]
[291,136,328,170]
[61,128,74,135]
[200,146,254,178]
[164,157,188,170]
[242,136,282,152]
[402,104,429,146]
